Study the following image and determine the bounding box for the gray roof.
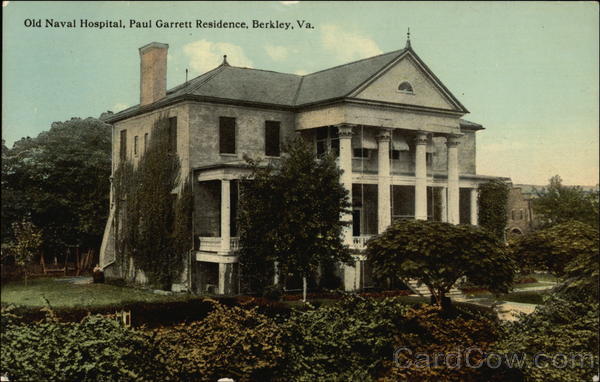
[107,47,469,123]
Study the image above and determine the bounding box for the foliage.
[533,175,599,229]
[5,217,43,269]
[509,220,599,278]
[380,305,503,382]
[113,115,190,289]
[478,179,510,240]
[280,295,408,381]
[153,300,284,382]
[238,137,352,295]
[366,220,515,307]
[1,117,111,255]
[494,296,599,382]
[1,311,164,382]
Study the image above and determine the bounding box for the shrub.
[1,309,163,382]
[280,295,408,380]
[494,296,599,382]
[153,300,284,382]
[380,305,503,381]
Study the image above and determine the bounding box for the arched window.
[398,81,414,93]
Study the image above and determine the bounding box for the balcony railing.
[352,235,373,250]
[198,237,240,252]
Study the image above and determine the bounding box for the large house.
[100,38,501,294]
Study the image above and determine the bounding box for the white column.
[377,129,391,233]
[338,124,354,246]
[441,187,448,223]
[446,135,461,224]
[220,179,231,253]
[470,188,479,225]
[414,132,428,220]
[338,124,358,292]
[218,263,227,294]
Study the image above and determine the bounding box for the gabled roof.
[106,46,466,123]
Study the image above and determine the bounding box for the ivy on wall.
[113,115,191,289]
[478,179,510,240]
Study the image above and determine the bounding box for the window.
[398,81,414,93]
[134,136,139,156]
[315,126,340,157]
[144,133,148,152]
[316,127,328,156]
[119,130,127,160]
[329,127,339,157]
[353,148,370,158]
[168,117,177,153]
[511,210,516,220]
[219,117,236,154]
[390,150,401,160]
[265,121,280,157]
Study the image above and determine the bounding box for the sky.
[3,1,599,185]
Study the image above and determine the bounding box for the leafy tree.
[478,179,510,240]
[238,138,353,299]
[6,218,43,284]
[1,117,111,257]
[509,220,598,278]
[366,220,515,308]
[113,115,189,289]
[533,175,599,229]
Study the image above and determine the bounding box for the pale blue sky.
[3,1,598,185]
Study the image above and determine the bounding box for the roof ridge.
[302,48,406,77]
[227,65,302,77]
[292,75,305,105]
[186,65,228,94]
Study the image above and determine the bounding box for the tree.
[1,117,111,257]
[478,179,510,240]
[366,220,515,308]
[509,220,599,278]
[533,175,599,229]
[238,138,353,300]
[7,217,43,284]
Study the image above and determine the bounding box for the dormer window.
[398,81,414,94]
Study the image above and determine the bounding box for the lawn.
[1,277,192,308]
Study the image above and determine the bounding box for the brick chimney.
[139,42,168,106]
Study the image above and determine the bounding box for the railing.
[198,237,241,252]
[198,237,221,252]
[352,235,373,250]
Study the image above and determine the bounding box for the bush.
[494,296,599,382]
[379,305,504,381]
[280,295,408,380]
[153,300,284,382]
[1,308,163,382]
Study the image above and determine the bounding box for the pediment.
[351,52,465,112]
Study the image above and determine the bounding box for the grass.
[1,277,192,308]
